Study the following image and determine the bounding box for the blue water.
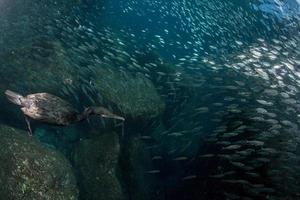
[0,0,300,199]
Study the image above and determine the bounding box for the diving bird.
[5,90,125,136]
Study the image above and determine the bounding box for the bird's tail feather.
[5,90,24,106]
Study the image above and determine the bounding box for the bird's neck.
[76,109,94,122]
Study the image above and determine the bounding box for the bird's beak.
[101,114,125,121]
[91,106,125,121]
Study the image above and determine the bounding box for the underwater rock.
[0,41,77,95]
[73,131,123,200]
[93,67,165,120]
[120,136,164,200]
[0,124,78,200]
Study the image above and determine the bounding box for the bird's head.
[83,106,125,121]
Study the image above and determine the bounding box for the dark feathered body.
[20,93,80,125]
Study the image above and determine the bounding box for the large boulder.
[0,40,77,95]
[0,124,78,200]
[120,136,164,200]
[73,131,124,200]
[93,66,165,121]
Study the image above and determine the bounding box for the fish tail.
[5,90,24,106]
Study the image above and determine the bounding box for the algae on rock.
[0,40,77,95]
[0,124,78,200]
[73,131,124,200]
[93,67,165,120]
